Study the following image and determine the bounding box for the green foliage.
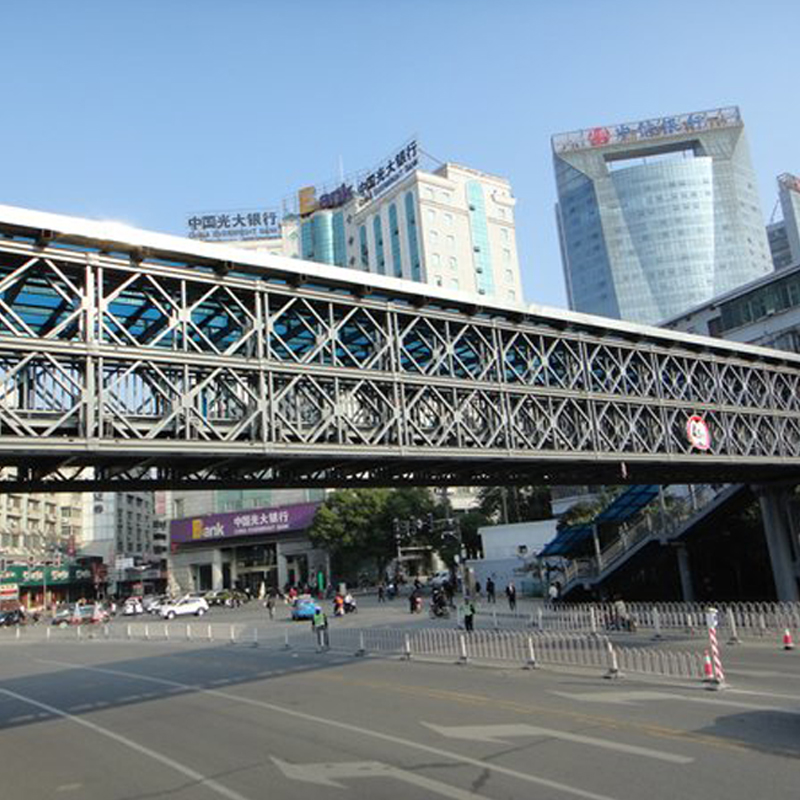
[307,487,440,579]
[478,486,552,524]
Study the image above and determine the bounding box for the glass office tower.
[553,107,773,324]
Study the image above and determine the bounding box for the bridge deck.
[0,204,798,491]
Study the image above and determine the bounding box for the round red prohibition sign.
[686,415,711,451]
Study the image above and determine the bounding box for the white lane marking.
[36,658,622,800]
[272,756,490,799]
[0,688,252,800]
[422,722,692,764]
[551,689,798,713]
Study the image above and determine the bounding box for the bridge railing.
[561,484,732,591]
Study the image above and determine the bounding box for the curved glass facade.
[554,117,772,325]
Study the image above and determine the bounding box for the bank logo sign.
[297,139,420,217]
[185,209,281,242]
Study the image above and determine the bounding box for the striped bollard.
[457,633,468,665]
[492,607,498,629]
[401,633,411,660]
[589,606,598,635]
[229,625,236,645]
[252,627,259,648]
[524,635,538,670]
[126,624,132,640]
[283,629,291,650]
[46,626,51,641]
[16,626,21,640]
[355,631,366,657]
[706,608,728,690]
[537,608,543,630]
[164,624,170,641]
[186,624,192,641]
[207,624,212,641]
[144,624,150,641]
[77,625,82,640]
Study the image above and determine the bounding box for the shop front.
[169,501,328,597]
[0,563,96,609]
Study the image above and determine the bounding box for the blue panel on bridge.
[595,484,660,523]
[540,485,660,557]
[540,524,594,557]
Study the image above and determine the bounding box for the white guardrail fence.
[474,600,800,641]
[0,620,705,683]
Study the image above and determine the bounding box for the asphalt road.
[1,605,798,800]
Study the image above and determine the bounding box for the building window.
[448,256,457,269]
[446,235,454,248]
[432,253,441,266]
[444,213,453,227]
[504,269,513,282]
[427,208,436,222]
[501,228,510,242]
[404,192,422,281]
[373,215,385,274]
[434,275,443,286]
[503,248,512,262]
[389,203,403,278]
[425,187,434,199]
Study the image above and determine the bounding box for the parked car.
[0,609,25,626]
[291,597,320,621]
[122,598,144,616]
[51,603,107,626]
[205,589,248,607]
[75,604,109,624]
[159,596,209,620]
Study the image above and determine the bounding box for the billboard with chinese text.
[186,209,281,242]
[552,107,741,154]
[170,501,321,546]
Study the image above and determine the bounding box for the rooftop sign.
[552,106,741,154]
[185,209,281,242]
[296,139,419,216]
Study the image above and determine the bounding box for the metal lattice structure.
[1,204,800,492]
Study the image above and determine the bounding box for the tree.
[307,488,392,580]
[478,486,553,524]
[307,487,440,581]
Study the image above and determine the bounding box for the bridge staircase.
[557,483,747,597]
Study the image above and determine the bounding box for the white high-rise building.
[235,146,523,305]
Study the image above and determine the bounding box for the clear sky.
[2,0,798,309]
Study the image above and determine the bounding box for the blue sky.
[2,0,798,308]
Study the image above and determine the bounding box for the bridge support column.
[756,485,800,602]
[675,544,694,602]
[211,550,224,592]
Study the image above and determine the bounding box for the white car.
[159,596,209,620]
[429,570,452,589]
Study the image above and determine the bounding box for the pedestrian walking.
[474,580,482,598]
[312,607,329,649]
[377,583,386,603]
[266,592,276,620]
[486,577,496,604]
[462,598,476,633]
[505,581,517,611]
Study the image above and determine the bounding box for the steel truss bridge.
[1,204,800,493]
